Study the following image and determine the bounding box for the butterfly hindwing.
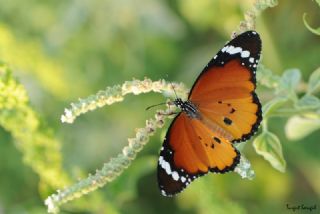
[189,31,262,143]
[158,113,204,196]
[158,113,240,196]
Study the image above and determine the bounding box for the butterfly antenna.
[169,82,178,99]
[165,74,179,99]
[145,102,167,111]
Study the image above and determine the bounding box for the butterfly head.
[174,98,200,119]
[173,98,183,108]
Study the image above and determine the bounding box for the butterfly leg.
[158,111,180,116]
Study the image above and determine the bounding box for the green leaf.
[295,94,320,110]
[285,114,320,140]
[303,13,320,36]
[279,69,301,92]
[307,67,320,94]
[256,65,280,88]
[253,131,286,172]
[262,96,288,118]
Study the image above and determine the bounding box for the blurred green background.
[0,0,319,213]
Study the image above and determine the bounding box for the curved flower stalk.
[61,78,188,123]
[46,78,256,213]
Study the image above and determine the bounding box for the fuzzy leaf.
[262,96,288,117]
[295,94,320,110]
[253,132,286,172]
[307,67,320,94]
[279,69,301,92]
[285,115,320,140]
[256,65,280,88]
[303,13,320,36]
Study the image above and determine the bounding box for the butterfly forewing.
[189,31,262,142]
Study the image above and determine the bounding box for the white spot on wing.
[228,47,242,55]
[225,45,234,53]
[164,162,172,175]
[181,176,186,183]
[172,171,179,181]
[241,50,250,58]
[249,57,254,63]
[159,156,163,164]
[221,46,228,52]
[160,158,173,175]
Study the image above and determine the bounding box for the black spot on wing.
[213,137,221,143]
[230,108,236,114]
[223,117,233,125]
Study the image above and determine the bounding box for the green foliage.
[262,96,288,118]
[285,114,320,140]
[253,131,286,172]
[303,0,320,35]
[278,69,301,95]
[307,67,320,94]
[0,64,69,190]
[295,94,320,109]
[254,65,320,172]
[303,13,320,36]
[0,26,72,99]
[108,156,157,201]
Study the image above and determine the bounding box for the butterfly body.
[158,31,262,197]
[173,98,200,119]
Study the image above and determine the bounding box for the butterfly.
[157,31,262,196]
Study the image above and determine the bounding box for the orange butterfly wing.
[158,113,240,196]
[189,31,262,142]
